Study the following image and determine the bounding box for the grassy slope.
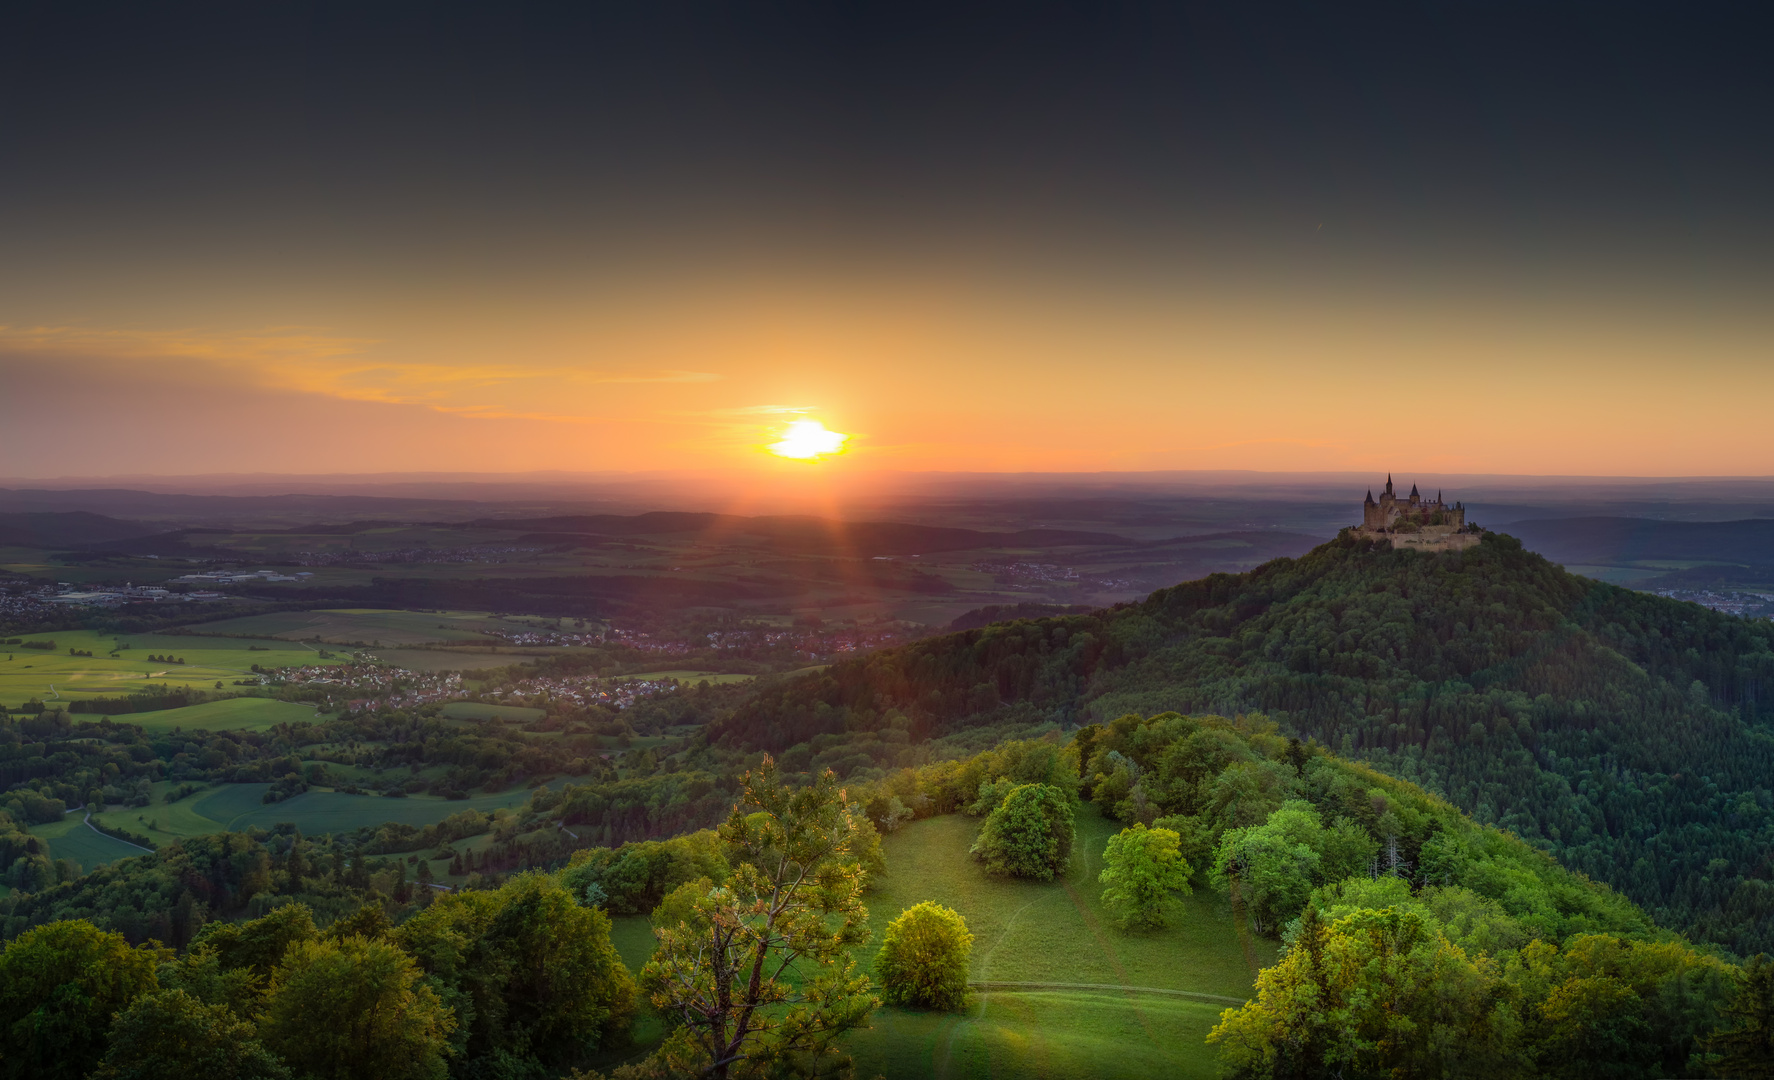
[607,805,1271,1080]
[190,784,536,834]
[122,697,325,732]
[29,814,149,874]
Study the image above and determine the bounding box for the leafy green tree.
[1210,906,1522,1079]
[90,989,290,1080]
[0,920,163,1080]
[874,902,973,1011]
[641,758,876,1079]
[969,783,1074,880]
[1099,823,1193,930]
[397,872,635,1070]
[258,936,455,1080]
[1211,801,1376,934]
[1710,954,1774,1078]
[192,902,318,979]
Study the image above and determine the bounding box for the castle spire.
[1365,489,1375,505]
[1385,474,1394,495]
[1410,483,1419,498]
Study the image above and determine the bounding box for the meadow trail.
[938,892,1055,1079]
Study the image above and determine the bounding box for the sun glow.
[767,418,850,460]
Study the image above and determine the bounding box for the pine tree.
[1711,954,1774,1078]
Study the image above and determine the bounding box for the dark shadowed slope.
[0,512,160,547]
[1508,516,1774,573]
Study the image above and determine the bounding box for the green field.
[185,608,528,646]
[188,784,539,834]
[440,702,545,722]
[0,629,335,709]
[29,813,153,874]
[119,697,327,732]
[607,806,1267,1079]
[67,781,551,862]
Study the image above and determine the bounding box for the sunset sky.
[3,2,1771,480]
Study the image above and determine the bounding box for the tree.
[193,902,318,979]
[0,920,163,1080]
[90,989,289,1080]
[258,936,455,1080]
[1711,954,1774,1078]
[969,783,1074,880]
[1209,906,1522,1080]
[397,872,635,1070]
[640,758,876,1079]
[874,902,973,1011]
[1211,801,1376,935]
[1099,823,1193,930]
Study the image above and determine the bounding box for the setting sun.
[767,418,850,460]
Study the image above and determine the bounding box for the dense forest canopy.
[715,532,1774,953]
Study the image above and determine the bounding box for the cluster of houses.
[48,582,228,606]
[171,569,312,585]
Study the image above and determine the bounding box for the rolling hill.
[715,531,1774,953]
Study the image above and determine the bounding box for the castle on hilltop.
[1353,476,1481,551]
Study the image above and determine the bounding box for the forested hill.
[716,531,1774,953]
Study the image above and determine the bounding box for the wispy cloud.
[0,324,719,418]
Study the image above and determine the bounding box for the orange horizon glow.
[3,266,1773,480]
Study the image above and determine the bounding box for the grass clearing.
[605,805,1265,1079]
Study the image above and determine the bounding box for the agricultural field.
[185,608,524,646]
[189,783,538,834]
[57,780,553,869]
[120,697,327,732]
[0,629,337,709]
[607,806,1268,1080]
[29,813,153,874]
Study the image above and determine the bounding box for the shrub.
[875,902,974,1011]
[969,783,1074,880]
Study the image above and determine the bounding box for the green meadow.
[608,806,1268,1080]
[120,697,326,732]
[0,629,335,709]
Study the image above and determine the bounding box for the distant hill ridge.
[456,511,1130,555]
[1505,514,1774,574]
[717,530,1774,953]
